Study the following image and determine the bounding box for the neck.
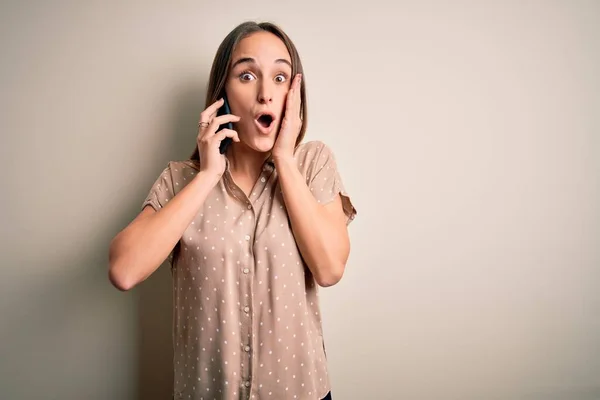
[226,143,271,178]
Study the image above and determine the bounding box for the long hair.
[190,21,308,162]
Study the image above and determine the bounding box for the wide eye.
[274,74,287,83]
[240,72,255,81]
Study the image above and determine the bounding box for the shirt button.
[247,204,252,210]
[244,306,250,313]
[245,381,251,387]
[244,235,251,241]
[260,177,266,183]
[243,268,249,274]
[244,345,251,352]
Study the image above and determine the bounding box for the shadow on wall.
[137,264,173,400]
[136,78,207,400]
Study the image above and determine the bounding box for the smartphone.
[216,94,234,154]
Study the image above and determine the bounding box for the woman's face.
[225,31,293,153]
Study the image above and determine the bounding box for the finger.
[211,113,241,127]
[201,114,240,138]
[285,83,298,115]
[294,76,302,111]
[295,73,302,90]
[202,114,241,138]
[294,75,303,115]
[287,73,301,93]
[199,98,225,123]
[281,76,301,127]
[213,128,241,144]
[205,100,226,121]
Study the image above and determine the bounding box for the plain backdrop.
[1,1,599,399]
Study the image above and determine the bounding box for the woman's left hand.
[272,73,302,160]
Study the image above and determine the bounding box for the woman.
[109,21,356,400]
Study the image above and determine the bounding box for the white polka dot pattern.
[142,141,356,399]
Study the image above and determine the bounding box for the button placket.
[248,166,273,204]
[239,203,256,396]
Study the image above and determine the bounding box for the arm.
[271,74,354,286]
[108,98,240,291]
[274,155,351,287]
[108,170,220,291]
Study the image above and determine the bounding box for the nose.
[257,80,273,104]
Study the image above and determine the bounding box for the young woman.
[109,21,356,400]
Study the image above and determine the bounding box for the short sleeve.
[141,164,178,265]
[141,163,175,211]
[307,142,357,225]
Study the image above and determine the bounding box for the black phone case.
[216,96,233,154]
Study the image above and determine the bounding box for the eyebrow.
[231,57,292,70]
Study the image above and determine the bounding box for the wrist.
[272,153,295,168]
[196,169,222,187]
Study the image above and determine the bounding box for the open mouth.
[255,113,275,129]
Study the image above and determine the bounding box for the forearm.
[274,156,349,287]
[109,170,219,290]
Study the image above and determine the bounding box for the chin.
[249,136,277,153]
[241,124,281,153]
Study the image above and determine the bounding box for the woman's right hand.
[196,98,240,178]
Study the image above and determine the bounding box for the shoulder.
[143,159,202,210]
[165,159,200,175]
[158,159,200,175]
[294,140,336,166]
[295,139,332,154]
[292,140,343,185]
[151,159,201,189]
